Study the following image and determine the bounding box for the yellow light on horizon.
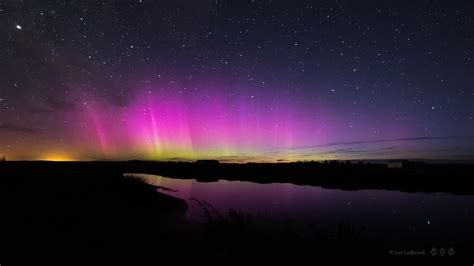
[40,154,75,162]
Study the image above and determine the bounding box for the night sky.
[1,0,473,161]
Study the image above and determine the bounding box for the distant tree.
[0,156,5,162]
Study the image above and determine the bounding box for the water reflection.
[126,173,474,245]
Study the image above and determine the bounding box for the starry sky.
[0,0,473,162]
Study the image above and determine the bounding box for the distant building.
[387,160,404,168]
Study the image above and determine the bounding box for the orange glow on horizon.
[39,154,75,162]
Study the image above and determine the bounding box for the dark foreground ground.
[0,161,473,265]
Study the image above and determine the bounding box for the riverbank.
[0,165,190,265]
[2,160,474,194]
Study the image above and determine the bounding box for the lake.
[126,173,474,251]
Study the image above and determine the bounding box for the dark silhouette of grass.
[188,199,377,265]
[187,200,472,265]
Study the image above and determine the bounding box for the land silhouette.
[2,160,471,194]
[0,160,472,265]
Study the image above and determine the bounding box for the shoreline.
[1,160,474,195]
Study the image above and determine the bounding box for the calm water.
[127,173,474,247]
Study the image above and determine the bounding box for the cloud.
[0,122,41,135]
[24,96,77,114]
[45,97,77,111]
[318,146,397,155]
[275,136,474,152]
[232,135,474,161]
[311,137,433,148]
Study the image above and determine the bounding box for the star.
[0,1,472,162]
